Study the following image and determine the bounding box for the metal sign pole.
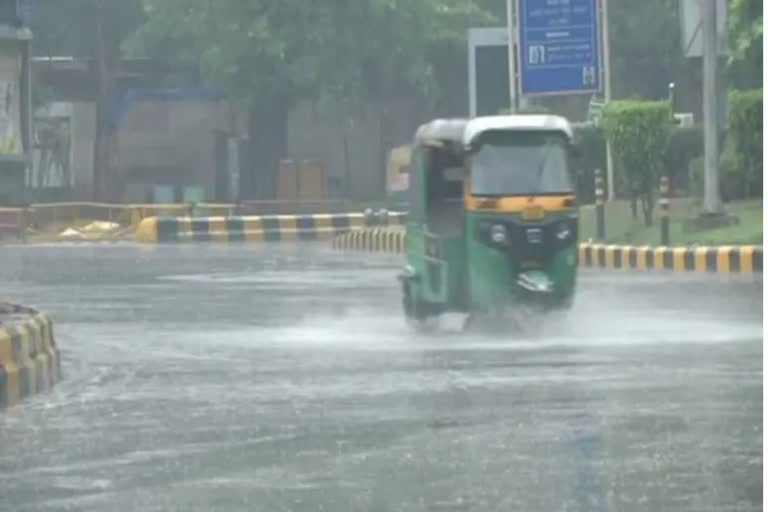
[506,0,517,113]
[702,0,721,213]
[600,0,615,200]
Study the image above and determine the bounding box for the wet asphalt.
[0,243,762,512]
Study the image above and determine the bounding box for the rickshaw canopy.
[414,115,574,149]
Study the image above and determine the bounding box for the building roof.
[414,114,573,147]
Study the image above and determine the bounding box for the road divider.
[0,303,61,409]
[329,228,762,274]
[135,211,408,243]
[331,228,406,254]
[579,244,762,274]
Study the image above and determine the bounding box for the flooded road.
[0,244,762,512]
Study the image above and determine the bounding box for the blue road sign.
[518,0,601,96]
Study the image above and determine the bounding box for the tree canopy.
[127,0,491,105]
[728,0,762,88]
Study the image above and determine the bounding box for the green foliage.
[690,143,750,203]
[31,0,145,58]
[574,123,703,201]
[729,0,763,88]
[729,0,763,61]
[609,0,682,99]
[603,100,673,225]
[665,126,703,190]
[129,0,490,103]
[688,155,704,200]
[726,89,763,198]
[571,123,606,204]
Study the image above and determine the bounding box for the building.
[0,0,31,205]
[32,57,247,203]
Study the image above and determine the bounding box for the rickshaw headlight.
[556,222,572,241]
[490,224,507,244]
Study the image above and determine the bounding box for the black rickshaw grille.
[475,217,578,269]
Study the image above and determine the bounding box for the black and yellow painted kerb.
[331,228,406,255]
[0,304,62,408]
[329,228,762,275]
[135,212,408,243]
[578,244,763,274]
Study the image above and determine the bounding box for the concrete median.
[0,303,62,409]
[331,227,406,254]
[135,212,408,243]
[330,228,762,275]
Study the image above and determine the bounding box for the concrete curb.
[135,212,408,243]
[329,228,763,274]
[0,304,62,409]
[579,244,762,274]
[331,228,406,254]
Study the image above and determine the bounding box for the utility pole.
[701,0,721,214]
[600,0,614,200]
[506,0,517,112]
[92,1,107,201]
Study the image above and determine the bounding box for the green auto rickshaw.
[398,115,579,326]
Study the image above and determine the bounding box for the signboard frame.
[467,27,513,118]
[680,0,728,57]
[515,0,603,97]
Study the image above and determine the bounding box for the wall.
[285,93,593,203]
[286,97,430,203]
[36,97,244,202]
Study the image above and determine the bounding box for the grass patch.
[579,199,762,246]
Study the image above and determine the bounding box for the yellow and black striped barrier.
[331,228,406,254]
[135,212,407,243]
[329,229,762,275]
[0,304,62,409]
[578,244,762,274]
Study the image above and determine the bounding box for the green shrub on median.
[573,123,703,203]
[727,89,762,198]
[602,100,673,226]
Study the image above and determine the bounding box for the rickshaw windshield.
[470,131,573,196]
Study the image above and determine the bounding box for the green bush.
[665,126,703,192]
[572,122,701,203]
[688,155,704,200]
[727,89,762,198]
[603,100,672,226]
[571,122,607,204]
[688,141,747,202]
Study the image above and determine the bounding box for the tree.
[128,0,490,200]
[608,0,684,100]
[728,0,762,88]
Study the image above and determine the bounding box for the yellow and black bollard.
[659,175,670,246]
[595,168,605,241]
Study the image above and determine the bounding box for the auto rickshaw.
[398,115,579,326]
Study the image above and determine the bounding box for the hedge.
[727,89,762,198]
[573,123,701,204]
[688,89,762,201]
[603,100,673,225]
